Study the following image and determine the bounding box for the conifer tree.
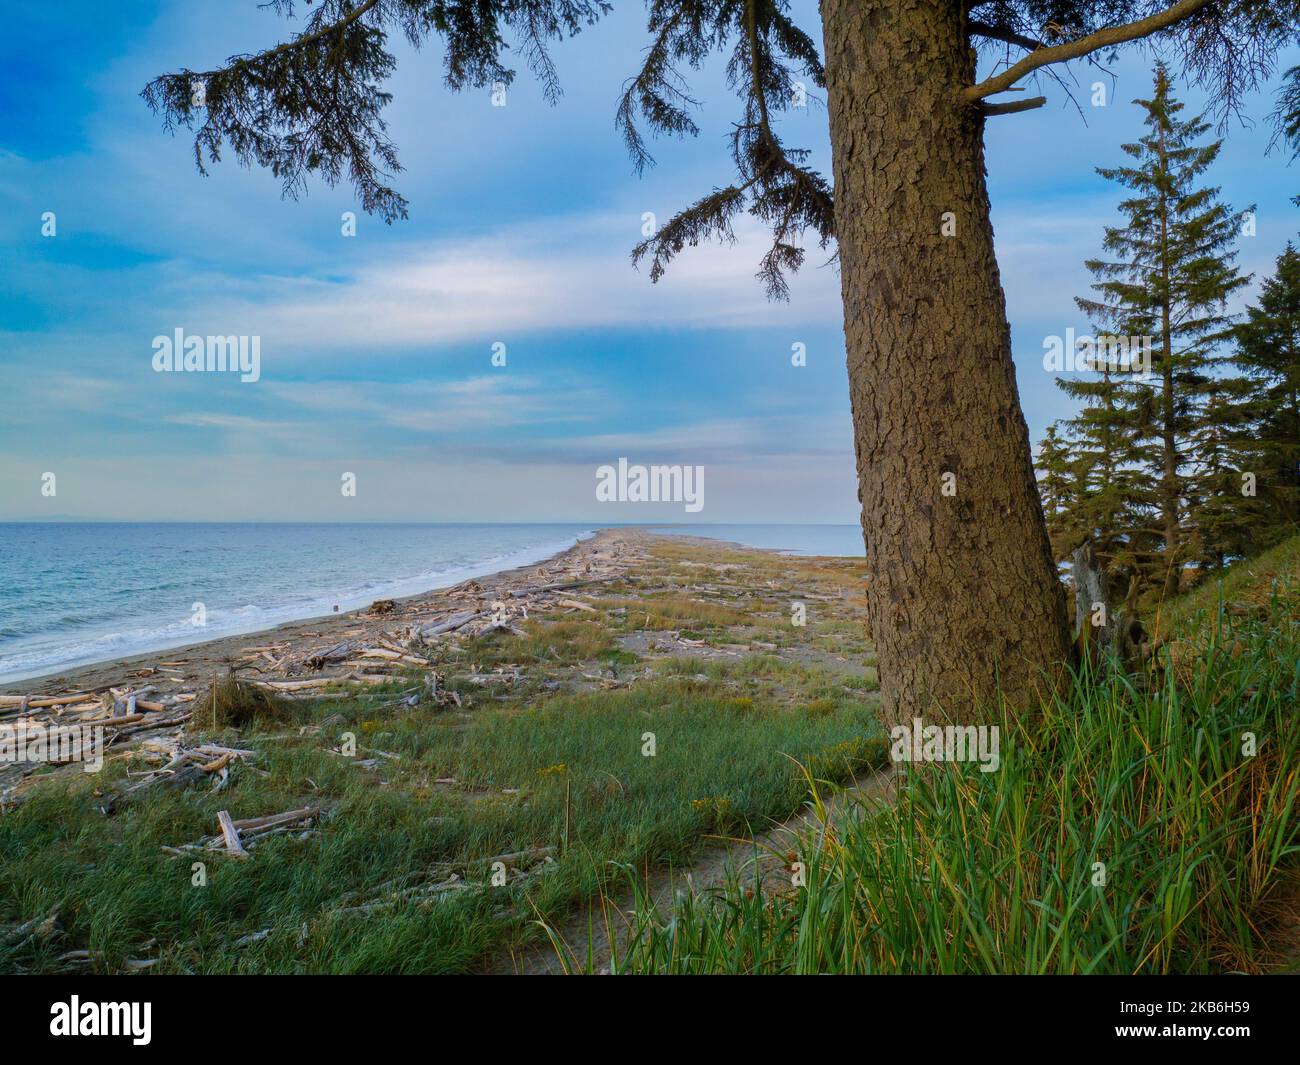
[1037,422,1086,555]
[1186,377,1268,565]
[1050,361,1149,578]
[1231,240,1300,541]
[1075,65,1249,598]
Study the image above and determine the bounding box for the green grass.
[596,549,1300,975]
[17,535,1289,976]
[0,667,882,974]
[466,618,623,668]
[605,594,755,633]
[1159,534,1300,634]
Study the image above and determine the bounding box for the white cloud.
[172,211,843,358]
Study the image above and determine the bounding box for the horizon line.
[0,518,861,526]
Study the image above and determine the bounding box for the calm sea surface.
[0,523,862,683]
[0,523,594,682]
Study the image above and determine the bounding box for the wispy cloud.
[263,375,610,434]
[167,212,842,358]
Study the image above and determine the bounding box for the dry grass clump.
[192,672,294,731]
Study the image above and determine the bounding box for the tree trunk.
[1159,338,1180,599]
[820,0,1072,727]
[1157,120,1181,600]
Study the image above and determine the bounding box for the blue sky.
[0,2,1297,522]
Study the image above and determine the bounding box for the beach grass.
[0,652,884,973]
[587,540,1300,975]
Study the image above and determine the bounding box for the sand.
[0,528,645,701]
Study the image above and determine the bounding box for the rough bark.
[820,0,1072,726]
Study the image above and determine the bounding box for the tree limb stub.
[981,95,1047,116]
[1072,542,1149,674]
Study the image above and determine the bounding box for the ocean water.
[649,524,864,557]
[0,523,594,683]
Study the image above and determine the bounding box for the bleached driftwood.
[415,611,481,639]
[1071,542,1149,671]
[217,810,250,860]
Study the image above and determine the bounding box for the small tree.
[1186,378,1270,566]
[1050,361,1149,580]
[1232,240,1300,541]
[1075,65,1249,599]
[1037,422,1086,556]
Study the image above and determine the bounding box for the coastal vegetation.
[3,534,1296,973]
[586,536,1300,974]
[143,0,1300,729]
[0,537,885,974]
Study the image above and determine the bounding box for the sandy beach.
[0,528,641,701]
[1,526,875,813]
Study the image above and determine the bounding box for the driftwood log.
[1071,542,1150,672]
[415,611,481,639]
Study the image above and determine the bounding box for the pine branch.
[624,0,833,300]
[188,0,384,80]
[141,0,610,222]
[964,0,1216,103]
[967,20,1043,52]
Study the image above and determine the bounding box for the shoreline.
[0,527,597,687]
[0,528,627,698]
[1,525,861,690]
[1,526,887,972]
